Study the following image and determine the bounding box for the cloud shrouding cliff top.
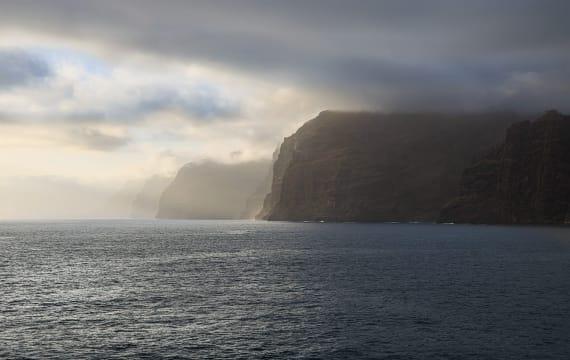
[0,1,568,218]
[1,0,568,112]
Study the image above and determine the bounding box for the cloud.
[123,85,240,121]
[0,1,568,111]
[0,49,242,124]
[57,85,241,123]
[68,127,130,151]
[230,150,243,159]
[318,57,570,112]
[0,0,569,199]
[0,49,52,88]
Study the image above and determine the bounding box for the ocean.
[1,220,569,359]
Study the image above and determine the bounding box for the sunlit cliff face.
[0,1,568,218]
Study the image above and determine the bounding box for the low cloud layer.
[0,0,568,111]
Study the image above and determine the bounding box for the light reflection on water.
[1,220,569,359]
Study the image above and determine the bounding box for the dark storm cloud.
[0,0,569,111]
[0,49,52,88]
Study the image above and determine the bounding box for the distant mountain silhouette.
[157,160,270,219]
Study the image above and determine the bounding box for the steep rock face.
[240,148,278,219]
[260,111,520,222]
[256,139,296,220]
[157,160,270,219]
[440,111,570,224]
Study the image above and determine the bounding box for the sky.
[0,0,569,218]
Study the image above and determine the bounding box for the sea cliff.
[157,160,270,219]
[259,111,520,222]
[440,110,570,224]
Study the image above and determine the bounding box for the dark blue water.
[1,220,569,359]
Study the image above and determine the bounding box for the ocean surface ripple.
[1,220,569,359]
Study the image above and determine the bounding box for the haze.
[0,0,568,218]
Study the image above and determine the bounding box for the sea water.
[1,220,569,359]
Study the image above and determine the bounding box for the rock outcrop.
[157,160,270,219]
[259,111,521,222]
[440,110,570,224]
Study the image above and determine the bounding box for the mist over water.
[1,220,569,359]
[0,159,270,220]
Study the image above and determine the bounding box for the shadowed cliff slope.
[260,111,522,222]
[440,110,570,224]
